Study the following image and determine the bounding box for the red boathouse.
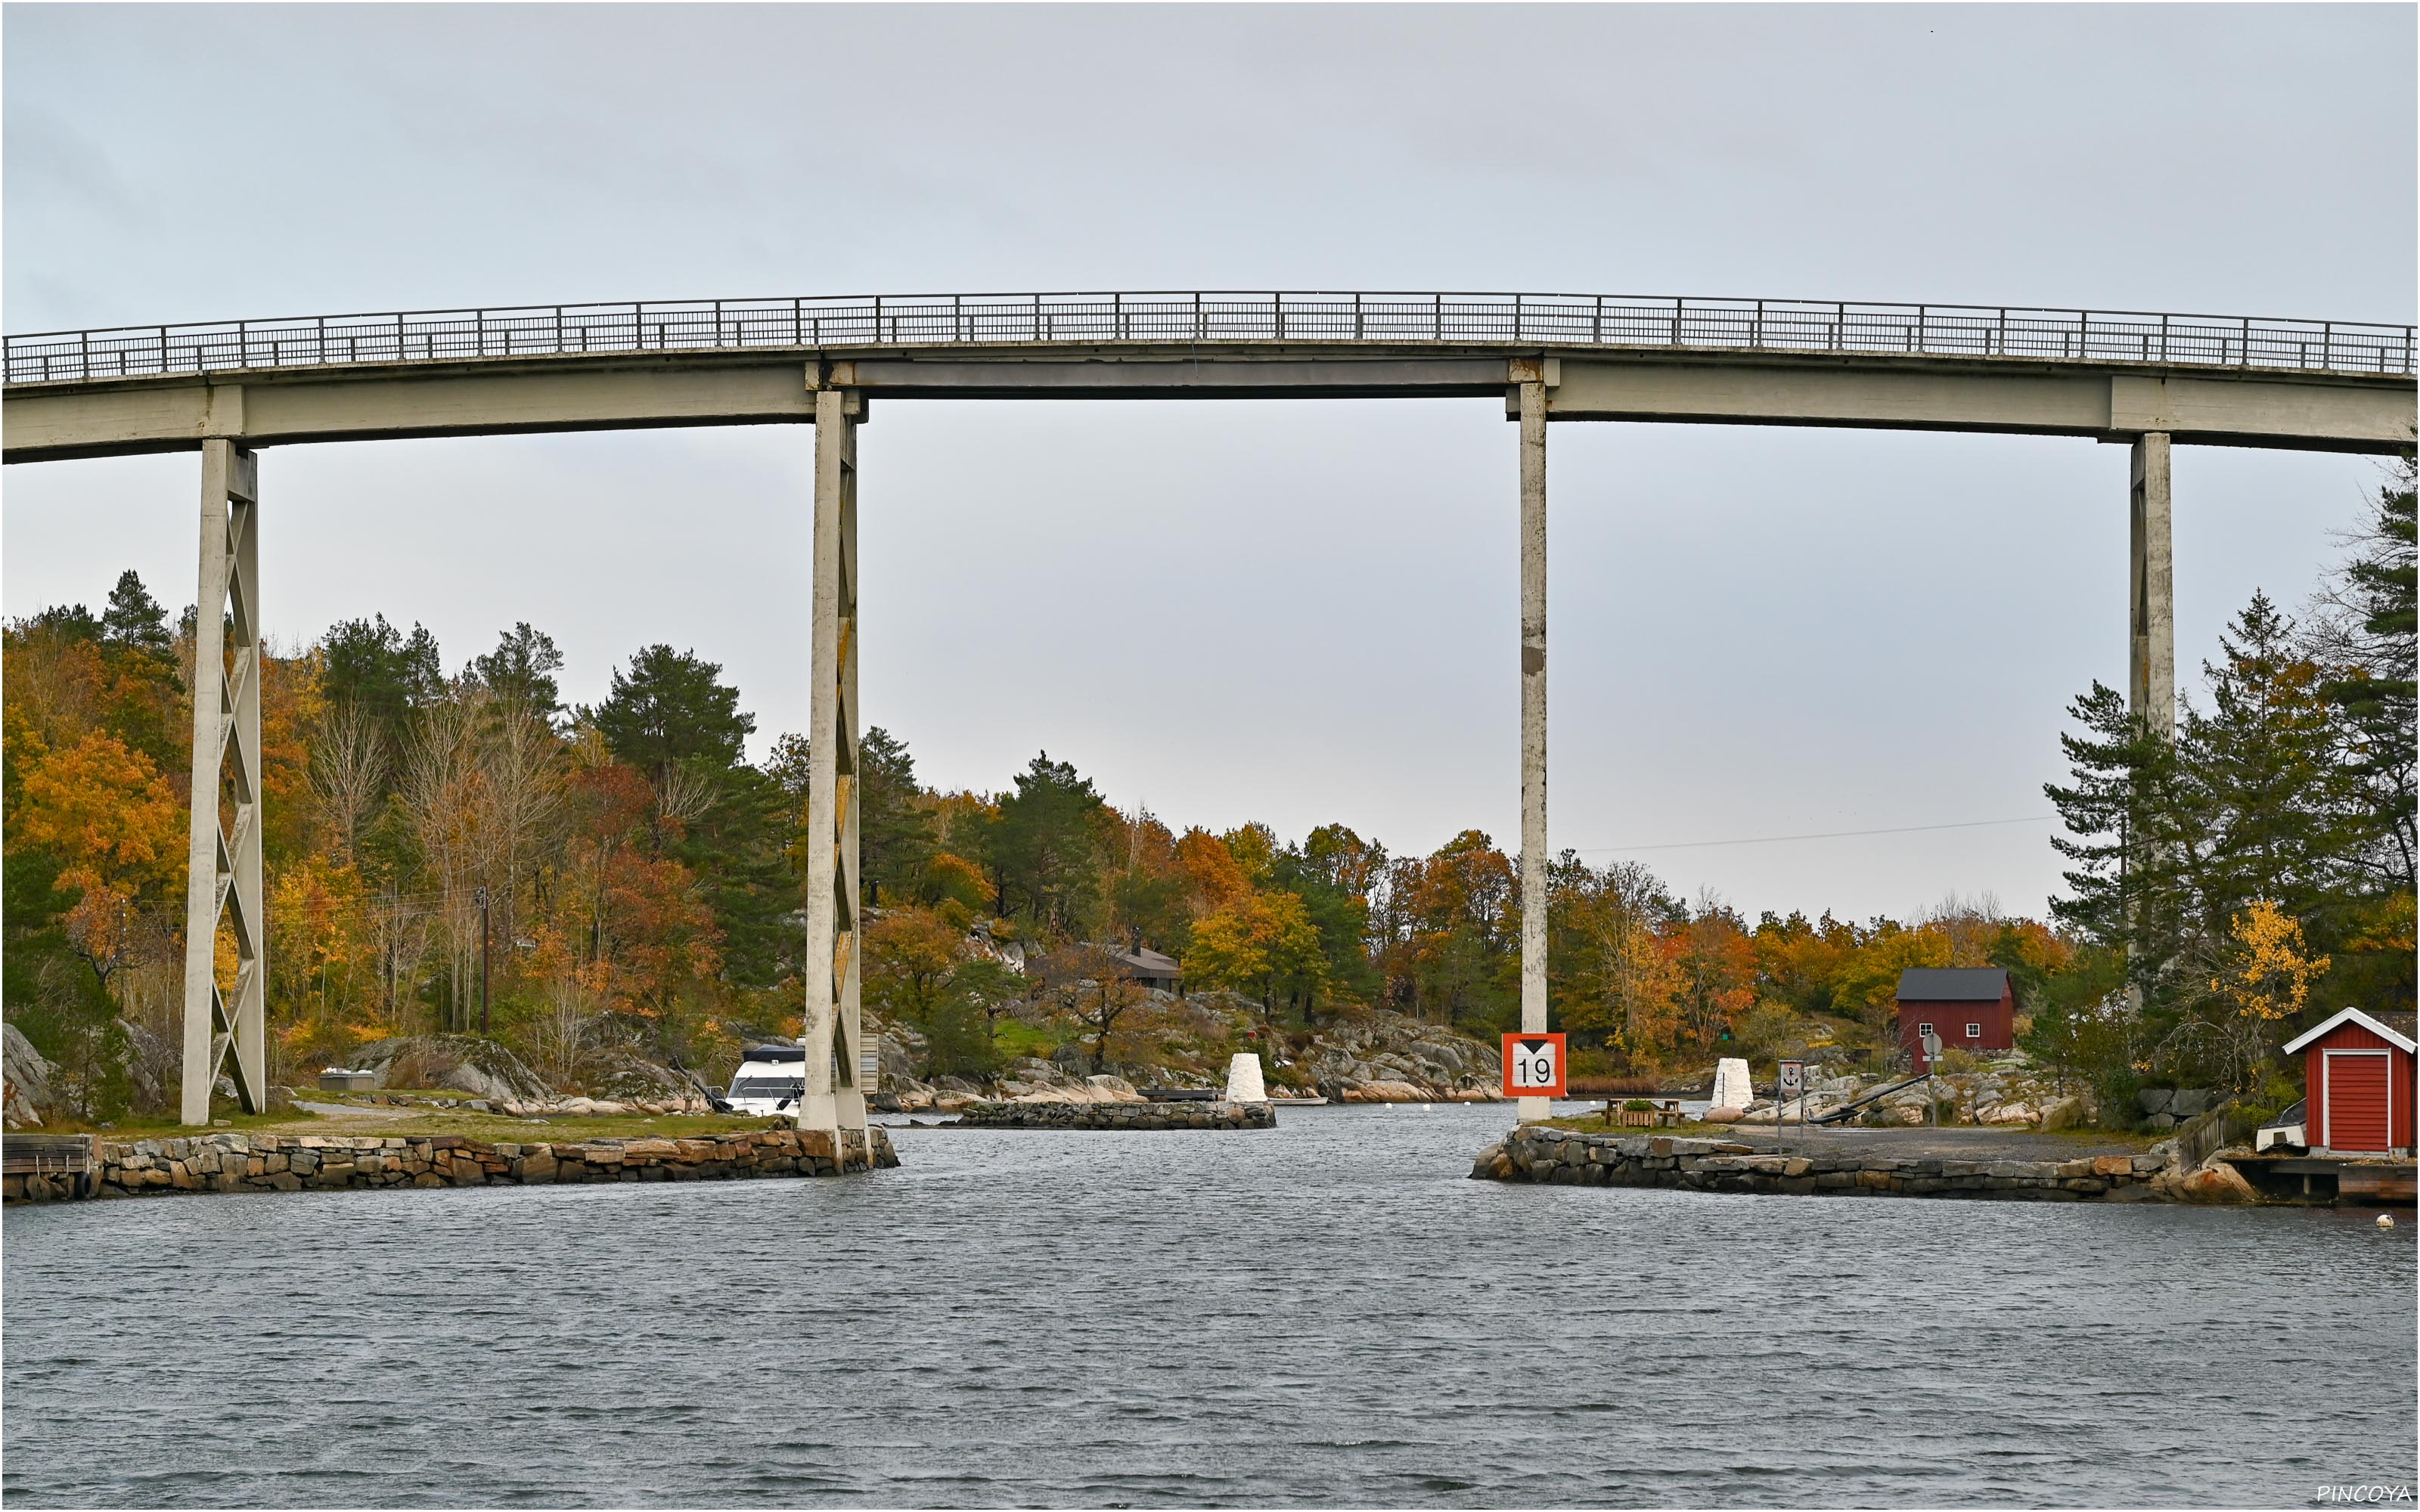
[1896,968,2015,1069]
[2282,1008,2416,1157]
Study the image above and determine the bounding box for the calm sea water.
[5,1105,2412,1507]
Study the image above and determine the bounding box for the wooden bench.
[1609,1101,1686,1128]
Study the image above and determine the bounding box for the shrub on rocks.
[350,1036,551,1104]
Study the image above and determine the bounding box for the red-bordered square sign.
[1501,1032,1567,1098]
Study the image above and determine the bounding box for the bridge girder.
[3,343,2409,462]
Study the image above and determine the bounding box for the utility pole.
[476,885,491,1036]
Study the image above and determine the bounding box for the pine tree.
[2044,681,2198,1012]
[2183,593,2360,944]
[99,570,172,655]
[2306,458,2416,893]
[858,727,935,906]
[470,622,566,720]
[985,751,1104,935]
[1270,838,1379,1012]
[593,644,754,788]
[662,763,798,989]
[321,614,445,757]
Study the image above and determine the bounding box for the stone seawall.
[5,1127,896,1203]
[1472,1126,2168,1201]
[959,1100,1275,1131]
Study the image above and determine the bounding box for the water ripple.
[5,1105,2412,1507]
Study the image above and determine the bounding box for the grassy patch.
[1540,1113,1738,1139]
[991,1019,1060,1061]
[1531,1110,2168,1150]
[31,1106,321,1137]
[256,1108,786,1142]
[39,1091,813,1145]
[300,1088,489,1106]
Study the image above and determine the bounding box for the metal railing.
[7,291,2412,386]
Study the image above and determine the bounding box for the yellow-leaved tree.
[2209,899,2328,1026]
[8,730,185,992]
[2170,899,2332,1093]
[1187,890,1326,1026]
[1560,895,1683,1065]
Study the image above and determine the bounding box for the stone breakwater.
[6,1127,896,1203]
[957,1100,1275,1131]
[1472,1127,2170,1201]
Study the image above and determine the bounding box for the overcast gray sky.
[5,4,2412,924]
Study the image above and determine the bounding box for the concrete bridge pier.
[2122,430,2175,1014]
[799,385,871,1167]
[1515,364,1551,1124]
[2129,432,2175,738]
[179,438,268,1123]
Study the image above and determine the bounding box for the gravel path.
[289,1099,417,1122]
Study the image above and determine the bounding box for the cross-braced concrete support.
[180,439,267,1124]
[2129,432,2175,738]
[800,387,870,1168]
[1515,369,1550,1123]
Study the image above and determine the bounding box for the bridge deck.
[5,291,2412,460]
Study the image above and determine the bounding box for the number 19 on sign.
[1501,1033,1567,1098]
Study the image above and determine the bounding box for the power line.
[1568,813,2058,854]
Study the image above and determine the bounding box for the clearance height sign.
[1501,1033,1567,1098]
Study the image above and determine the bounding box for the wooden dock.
[2,1134,98,1202]
[2223,1154,2416,1206]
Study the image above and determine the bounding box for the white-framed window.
[1966,1023,1982,1039]
[1916,1021,1933,1037]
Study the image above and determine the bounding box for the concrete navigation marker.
[1226,1053,1269,1105]
[1711,1058,1754,1113]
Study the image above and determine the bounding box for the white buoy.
[2379,1214,2395,1229]
[1224,1052,1268,1105]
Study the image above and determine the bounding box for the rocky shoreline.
[5,1126,898,1204]
[956,1100,1274,1131]
[1470,1126,2221,1203]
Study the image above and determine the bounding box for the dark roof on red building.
[1895,967,2010,1002]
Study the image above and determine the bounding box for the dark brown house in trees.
[1896,968,2015,1068]
[1109,946,1182,994]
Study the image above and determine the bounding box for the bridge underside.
[3,343,2410,462]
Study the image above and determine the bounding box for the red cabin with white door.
[1894,968,2015,1069]
[2282,1008,2416,1157]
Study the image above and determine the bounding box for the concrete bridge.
[5,289,2412,1149]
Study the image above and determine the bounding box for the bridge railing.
[6,292,2412,386]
